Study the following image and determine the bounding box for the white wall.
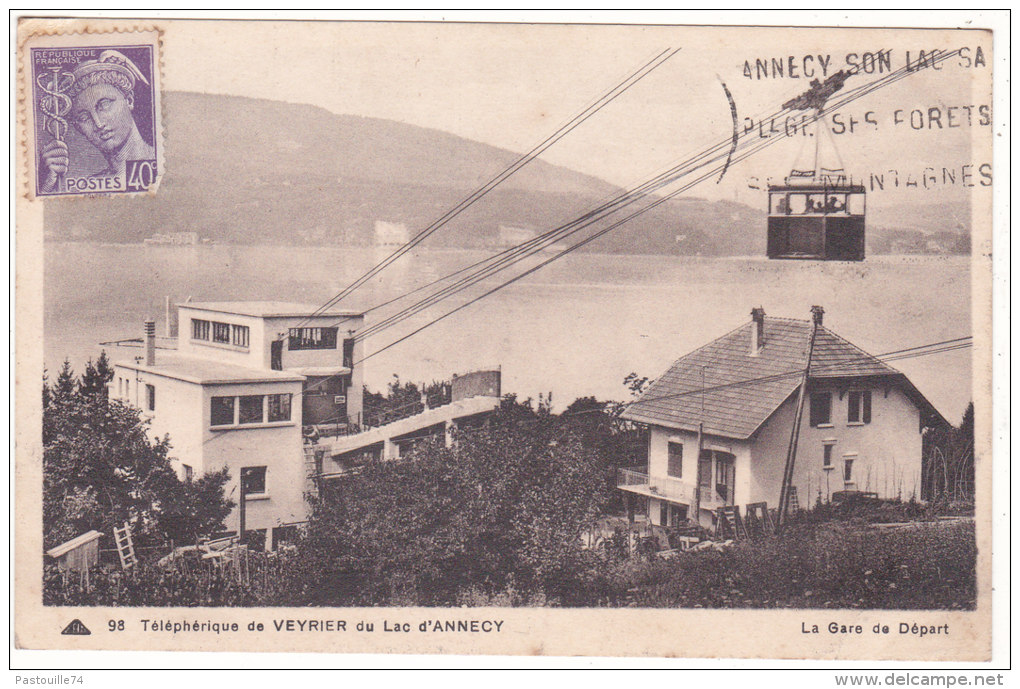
[177,308,268,370]
[176,307,365,424]
[750,383,924,508]
[111,366,205,479]
[646,426,751,527]
[200,380,306,533]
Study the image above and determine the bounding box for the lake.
[43,243,973,423]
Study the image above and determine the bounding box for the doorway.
[271,340,283,371]
[715,453,736,505]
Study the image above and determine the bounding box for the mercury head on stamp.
[38,49,155,192]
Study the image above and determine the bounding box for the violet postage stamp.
[21,26,162,198]
[11,13,1007,668]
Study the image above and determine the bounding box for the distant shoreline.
[42,239,971,260]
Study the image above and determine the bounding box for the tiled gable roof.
[621,316,902,439]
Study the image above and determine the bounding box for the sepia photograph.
[13,13,1003,664]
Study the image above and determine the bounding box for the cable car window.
[805,194,826,213]
[823,194,847,213]
[770,193,789,214]
[787,193,807,214]
[847,193,866,215]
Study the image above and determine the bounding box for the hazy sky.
[164,21,992,207]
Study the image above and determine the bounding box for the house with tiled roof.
[618,306,946,530]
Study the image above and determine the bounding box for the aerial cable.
[327,67,869,336]
[353,49,965,360]
[289,48,681,331]
[353,48,965,349]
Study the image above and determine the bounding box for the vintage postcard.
[13,15,1003,662]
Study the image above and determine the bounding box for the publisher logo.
[60,619,91,636]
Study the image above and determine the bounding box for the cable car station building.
[110,302,365,549]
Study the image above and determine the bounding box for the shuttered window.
[848,390,872,424]
[667,442,683,478]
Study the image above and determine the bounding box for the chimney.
[750,307,766,356]
[811,305,825,328]
[144,319,156,366]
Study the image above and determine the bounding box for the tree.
[623,372,653,397]
[42,362,234,550]
[154,468,235,545]
[50,359,77,406]
[362,374,451,426]
[922,401,975,503]
[79,351,114,399]
[288,404,612,606]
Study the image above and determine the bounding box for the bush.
[609,520,976,610]
[43,548,296,607]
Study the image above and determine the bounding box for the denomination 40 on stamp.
[24,29,162,198]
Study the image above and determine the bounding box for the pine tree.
[79,350,114,400]
[52,359,76,404]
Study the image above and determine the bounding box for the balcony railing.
[617,466,725,509]
[618,467,693,503]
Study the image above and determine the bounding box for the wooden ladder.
[113,521,137,570]
[715,506,748,540]
[788,486,801,515]
[744,502,776,536]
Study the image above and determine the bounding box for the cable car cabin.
[766,183,866,261]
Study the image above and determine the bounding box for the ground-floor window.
[243,528,267,551]
[272,525,301,549]
[656,501,688,527]
[241,466,267,495]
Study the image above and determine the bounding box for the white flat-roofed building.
[110,301,367,548]
[177,301,365,428]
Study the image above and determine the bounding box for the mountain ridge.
[44,91,967,256]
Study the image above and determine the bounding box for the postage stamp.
[12,14,1007,667]
[21,26,162,198]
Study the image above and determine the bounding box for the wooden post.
[238,470,248,545]
[777,307,823,530]
[692,422,704,523]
